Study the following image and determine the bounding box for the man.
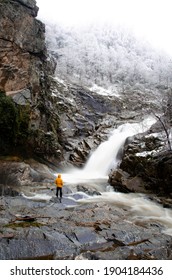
[55,174,63,202]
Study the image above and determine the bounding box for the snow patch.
[90,84,120,97]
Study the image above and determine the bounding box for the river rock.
[119,132,172,197]
[108,168,148,193]
[1,187,172,260]
[0,158,54,186]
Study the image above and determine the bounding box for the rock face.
[109,128,172,198]
[0,0,45,93]
[0,157,54,187]
[0,0,62,163]
[50,79,124,167]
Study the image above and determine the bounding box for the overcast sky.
[36,0,172,56]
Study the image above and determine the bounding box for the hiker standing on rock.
[55,174,63,203]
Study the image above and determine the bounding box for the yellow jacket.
[55,174,63,188]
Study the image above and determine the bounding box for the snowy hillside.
[45,22,172,95]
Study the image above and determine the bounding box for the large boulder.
[117,131,172,197]
[108,168,147,193]
[0,158,54,186]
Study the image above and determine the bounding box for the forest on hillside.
[45,22,172,95]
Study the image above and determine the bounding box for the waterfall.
[83,127,128,176]
[64,116,172,237]
[83,118,156,175]
[22,116,172,237]
[63,116,156,184]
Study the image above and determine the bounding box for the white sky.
[36,0,172,56]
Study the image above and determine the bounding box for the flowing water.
[62,116,172,236]
[62,117,156,187]
[23,117,172,236]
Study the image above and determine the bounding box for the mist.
[36,0,172,56]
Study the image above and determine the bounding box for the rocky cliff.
[0,0,61,164]
[0,0,125,167]
[0,0,45,93]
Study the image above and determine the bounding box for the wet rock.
[108,169,130,193]
[0,185,20,196]
[1,189,172,260]
[106,125,171,200]
[119,133,172,196]
[75,251,100,260]
[0,237,55,260]
[0,161,31,186]
[0,159,54,186]
[122,176,146,193]
[108,168,147,193]
[77,185,101,196]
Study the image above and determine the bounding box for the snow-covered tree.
[45,22,172,93]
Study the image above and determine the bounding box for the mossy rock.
[0,90,30,155]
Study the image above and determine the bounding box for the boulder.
[0,158,54,186]
[118,131,172,196]
[108,168,147,193]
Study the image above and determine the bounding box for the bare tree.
[155,115,171,151]
[155,88,172,151]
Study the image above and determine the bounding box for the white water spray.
[62,117,156,184]
[21,192,52,202]
[60,117,172,236]
[84,118,156,175]
[77,191,172,236]
[23,117,172,236]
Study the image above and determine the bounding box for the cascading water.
[22,116,172,236]
[62,117,156,184]
[83,118,155,175]
[61,116,172,236]
[77,192,172,236]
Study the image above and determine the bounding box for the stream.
[23,117,172,237]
